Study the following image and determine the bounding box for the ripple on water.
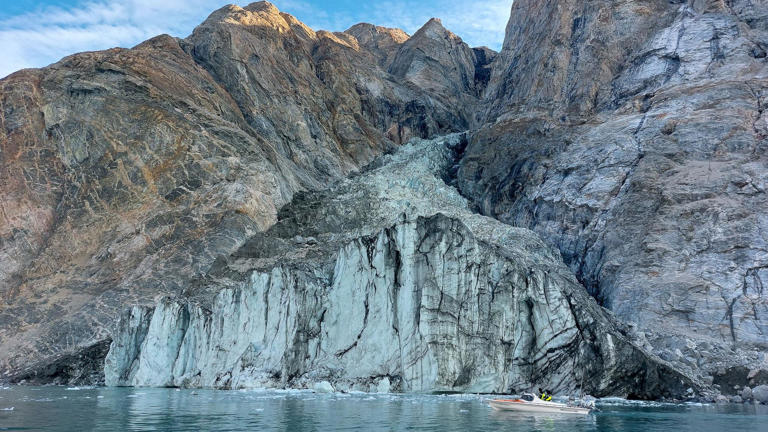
[0,387,765,432]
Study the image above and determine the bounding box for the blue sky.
[0,0,512,78]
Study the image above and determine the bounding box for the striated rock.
[483,0,680,120]
[104,135,694,398]
[0,2,482,382]
[459,0,768,378]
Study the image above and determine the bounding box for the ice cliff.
[105,135,692,398]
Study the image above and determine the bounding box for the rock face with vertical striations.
[458,0,768,382]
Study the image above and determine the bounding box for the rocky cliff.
[1,0,766,399]
[459,0,768,387]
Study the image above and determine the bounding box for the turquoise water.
[1,386,766,431]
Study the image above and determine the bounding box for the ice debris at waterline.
[105,135,694,398]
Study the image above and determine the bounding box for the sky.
[0,0,513,79]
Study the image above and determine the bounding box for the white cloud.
[0,0,512,79]
[0,0,246,78]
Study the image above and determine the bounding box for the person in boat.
[538,388,552,401]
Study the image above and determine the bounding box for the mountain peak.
[196,1,315,41]
[345,23,410,68]
[412,17,459,42]
[243,1,279,14]
[345,23,410,44]
[388,15,478,100]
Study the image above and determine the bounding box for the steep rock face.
[389,19,484,128]
[483,0,680,120]
[105,135,693,398]
[459,0,768,375]
[0,2,484,381]
[0,37,267,382]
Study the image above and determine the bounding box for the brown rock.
[345,23,409,68]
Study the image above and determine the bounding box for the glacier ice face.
[105,135,694,398]
[105,214,691,396]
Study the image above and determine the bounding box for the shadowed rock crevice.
[7,340,112,386]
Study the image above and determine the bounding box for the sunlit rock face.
[0,2,487,382]
[459,0,768,379]
[105,135,693,398]
[344,23,410,69]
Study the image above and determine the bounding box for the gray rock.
[742,386,753,400]
[459,0,768,377]
[752,385,768,404]
[731,395,743,404]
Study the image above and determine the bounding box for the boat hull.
[488,399,591,415]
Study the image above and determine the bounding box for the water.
[1,386,766,431]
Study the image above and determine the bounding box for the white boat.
[489,393,592,415]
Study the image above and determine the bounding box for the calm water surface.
[1,386,766,431]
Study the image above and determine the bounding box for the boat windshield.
[521,394,534,402]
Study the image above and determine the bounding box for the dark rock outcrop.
[6,340,111,386]
[472,47,496,90]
